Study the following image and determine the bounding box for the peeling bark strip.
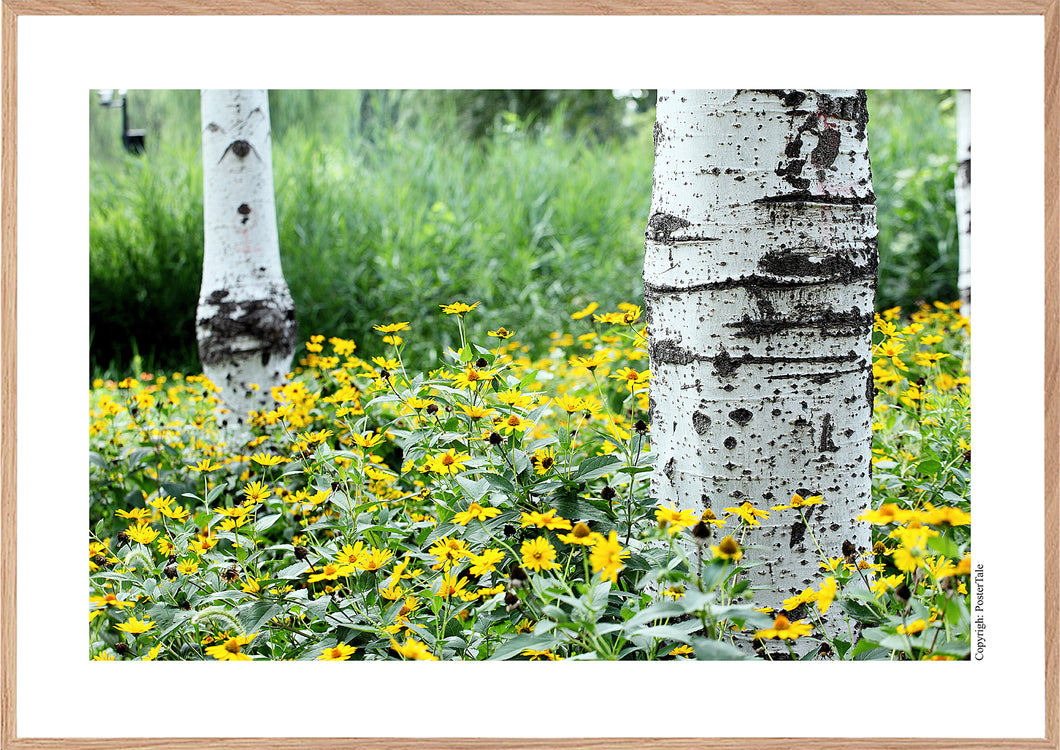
[645,90,876,656]
[198,90,297,425]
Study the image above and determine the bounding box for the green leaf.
[927,534,960,561]
[573,454,624,482]
[839,597,887,625]
[633,622,702,643]
[254,514,282,534]
[239,600,283,635]
[689,638,748,661]
[488,632,561,661]
[304,594,332,622]
[917,459,942,476]
[206,483,227,504]
[551,493,615,525]
[275,561,310,579]
[454,475,489,502]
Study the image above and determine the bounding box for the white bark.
[955,89,971,318]
[645,90,877,656]
[197,89,297,426]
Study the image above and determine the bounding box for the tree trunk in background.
[955,89,971,318]
[645,89,877,655]
[197,89,297,428]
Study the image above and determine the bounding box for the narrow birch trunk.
[645,90,877,656]
[197,89,297,427]
[955,89,971,318]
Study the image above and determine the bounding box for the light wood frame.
[1,3,1056,748]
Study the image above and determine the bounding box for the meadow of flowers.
[88,300,971,662]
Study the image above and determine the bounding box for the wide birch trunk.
[955,89,971,318]
[645,90,877,655]
[197,89,297,427]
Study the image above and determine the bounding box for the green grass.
[90,90,957,378]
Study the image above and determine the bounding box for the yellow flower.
[352,432,386,449]
[440,301,480,316]
[589,530,629,583]
[569,351,611,372]
[89,592,135,609]
[520,537,560,572]
[115,508,152,521]
[189,458,223,472]
[654,505,699,535]
[557,522,601,546]
[710,535,743,562]
[205,633,257,661]
[429,449,471,476]
[520,509,572,531]
[243,481,272,503]
[755,614,812,640]
[250,452,288,467]
[125,521,160,545]
[496,412,531,435]
[610,367,652,391]
[816,577,837,614]
[770,493,825,511]
[453,502,502,525]
[468,548,506,576]
[457,403,494,420]
[428,536,470,571]
[373,322,410,333]
[114,617,155,635]
[437,570,471,599]
[488,327,515,339]
[724,501,769,527]
[318,644,358,661]
[571,301,599,320]
[141,645,162,661]
[307,562,356,584]
[390,637,437,660]
[897,619,927,635]
[553,394,585,414]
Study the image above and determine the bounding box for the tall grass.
[90,89,956,377]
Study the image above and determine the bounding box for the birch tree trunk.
[955,89,971,318]
[197,89,297,427]
[644,90,877,656]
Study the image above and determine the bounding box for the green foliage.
[90,90,652,377]
[868,90,959,311]
[89,89,957,376]
[88,304,971,661]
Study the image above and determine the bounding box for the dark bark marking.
[649,338,699,366]
[789,521,806,549]
[758,248,859,281]
[817,90,869,140]
[723,436,737,449]
[728,408,753,425]
[819,413,838,452]
[776,158,810,190]
[726,308,873,341]
[664,456,676,482]
[692,410,712,435]
[811,128,841,167]
[744,89,808,109]
[198,296,298,366]
[753,190,876,206]
[645,212,691,243]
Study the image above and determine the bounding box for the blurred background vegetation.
[90,89,957,378]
